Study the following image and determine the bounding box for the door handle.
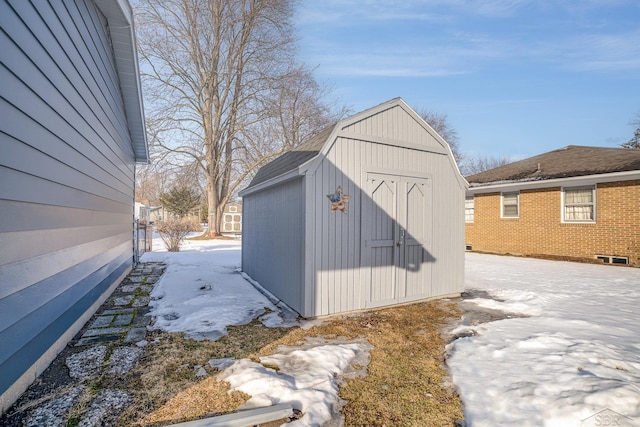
[396,228,405,247]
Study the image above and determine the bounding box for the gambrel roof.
[467,145,640,188]
[243,97,466,195]
[247,124,337,189]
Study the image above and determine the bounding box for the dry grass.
[116,318,291,426]
[114,300,463,426]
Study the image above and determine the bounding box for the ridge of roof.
[466,145,640,185]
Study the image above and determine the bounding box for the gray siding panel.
[0,0,139,404]
[5,0,133,164]
[0,242,130,357]
[0,251,131,395]
[0,98,132,196]
[242,179,305,314]
[310,133,463,315]
[244,98,464,318]
[0,200,129,233]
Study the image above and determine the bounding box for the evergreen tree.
[160,187,201,218]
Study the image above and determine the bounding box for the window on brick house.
[465,196,474,222]
[563,186,595,222]
[501,192,519,218]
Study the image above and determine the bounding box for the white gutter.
[95,0,149,163]
[467,170,640,194]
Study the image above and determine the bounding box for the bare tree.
[463,155,513,176]
[135,0,334,236]
[418,109,462,163]
[621,113,640,149]
[237,67,347,186]
[135,162,172,205]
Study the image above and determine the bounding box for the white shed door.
[363,173,432,308]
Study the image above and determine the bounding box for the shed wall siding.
[309,135,464,316]
[0,0,136,407]
[242,178,305,314]
[342,104,444,151]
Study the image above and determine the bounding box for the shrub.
[156,218,194,252]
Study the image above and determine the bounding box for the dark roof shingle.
[467,145,640,186]
[245,123,337,189]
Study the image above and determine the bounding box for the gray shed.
[240,98,467,317]
[0,0,147,411]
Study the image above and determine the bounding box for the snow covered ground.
[142,236,640,426]
[448,253,640,427]
[141,233,297,340]
[140,234,369,426]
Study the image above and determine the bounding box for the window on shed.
[465,196,474,222]
[563,186,595,222]
[223,212,242,232]
[501,192,519,218]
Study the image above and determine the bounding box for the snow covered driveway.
[448,253,640,427]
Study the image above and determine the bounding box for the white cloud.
[296,0,640,79]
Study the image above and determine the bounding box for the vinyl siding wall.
[306,105,465,316]
[242,178,305,314]
[0,0,136,409]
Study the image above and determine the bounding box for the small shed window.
[223,212,242,232]
[563,186,595,222]
[465,196,474,222]
[501,192,519,218]
[229,205,237,212]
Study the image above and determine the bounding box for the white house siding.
[0,0,141,411]
[241,178,305,314]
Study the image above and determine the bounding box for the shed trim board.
[0,0,147,412]
[242,98,466,317]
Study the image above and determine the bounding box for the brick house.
[465,145,640,266]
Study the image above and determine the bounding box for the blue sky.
[294,0,640,160]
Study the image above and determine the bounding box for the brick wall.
[465,180,640,266]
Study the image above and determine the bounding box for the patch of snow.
[141,238,300,340]
[220,337,372,427]
[143,236,373,426]
[208,357,235,371]
[448,253,640,426]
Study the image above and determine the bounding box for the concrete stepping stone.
[108,347,143,375]
[25,386,86,427]
[66,346,107,379]
[112,313,133,326]
[102,308,135,315]
[124,327,147,343]
[112,296,134,306]
[77,390,129,427]
[90,316,113,328]
[82,327,127,338]
[132,296,150,307]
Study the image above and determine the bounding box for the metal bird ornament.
[327,186,351,214]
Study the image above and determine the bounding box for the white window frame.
[501,191,519,218]
[562,185,596,223]
[222,212,242,232]
[465,196,474,223]
[228,205,237,212]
